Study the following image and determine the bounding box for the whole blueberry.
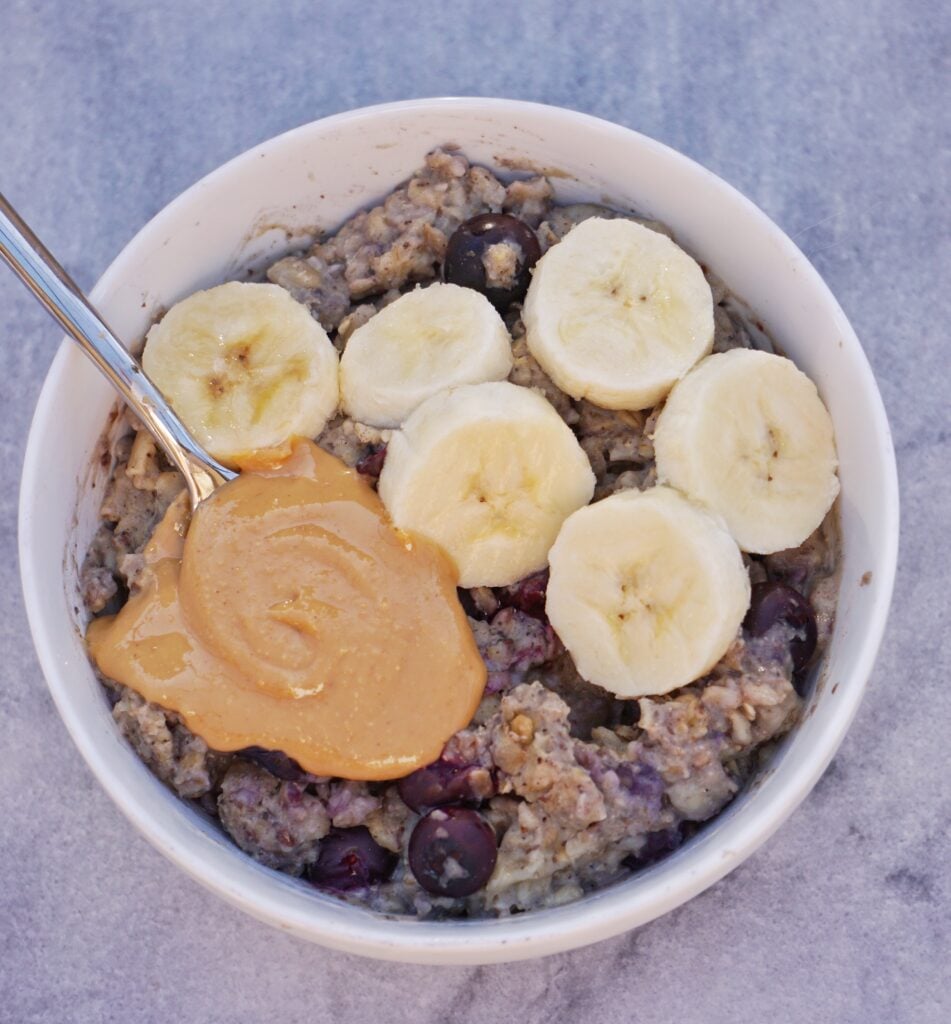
[397,758,495,813]
[408,807,498,898]
[443,213,541,309]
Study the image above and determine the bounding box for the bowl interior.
[18,98,898,964]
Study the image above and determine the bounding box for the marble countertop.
[1,1,947,1021]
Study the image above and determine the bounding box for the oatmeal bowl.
[19,98,898,964]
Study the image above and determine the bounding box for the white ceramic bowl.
[19,98,898,964]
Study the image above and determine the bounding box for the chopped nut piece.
[509,713,535,743]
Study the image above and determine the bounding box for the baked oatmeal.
[82,150,839,917]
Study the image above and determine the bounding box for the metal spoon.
[0,193,236,508]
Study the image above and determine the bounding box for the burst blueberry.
[306,827,397,891]
[744,581,818,673]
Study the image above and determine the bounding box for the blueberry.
[443,213,541,309]
[355,444,387,480]
[397,758,495,813]
[744,581,818,673]
[497,569,549,620]
[238,746,305,782]
[408,807,498,898]
[306,827,397,891]
[622,827,684,870]
[616,699,641,727]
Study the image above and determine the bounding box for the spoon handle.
[0,193,235,505]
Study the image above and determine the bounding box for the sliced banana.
[546,486,750,698]
[522,217,714,410]
[339,283,513,428]
[378,381,595,588]
[142,282,339,465]
[653,349,839,554]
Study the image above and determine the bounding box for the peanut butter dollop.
[87,439,486,780]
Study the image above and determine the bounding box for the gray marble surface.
[1,1,947,1021]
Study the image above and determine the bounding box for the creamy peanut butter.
[87,440,486,780]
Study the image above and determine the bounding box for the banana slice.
[340,283,513,428]
[378,381,595,588]
[653,349,839,554]
[522,217,713,410]
[142,282,339,465]
[546,486,750,698]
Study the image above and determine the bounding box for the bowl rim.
[18,96,899,964]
